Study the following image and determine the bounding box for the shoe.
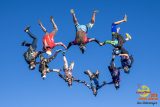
[70,9,75,14]
[124,14,127,22]
[126,33,132,40]
[50,16,54,23]
[24,26,30,32]
[93,10,99,13]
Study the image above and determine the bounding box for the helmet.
[113,48,120,55]
[46,50,52,56]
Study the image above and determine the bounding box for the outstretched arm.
[67,41,75,49]
[88,38,101,46]
[74,78,91,89]
[21,41,31,47]
[106,81,114,85]
[48,49,62,62]
[97,81,107,90]
[58,73,66,81]
[55,42,67,49]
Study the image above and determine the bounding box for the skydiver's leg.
[50,16,58,33]
[110,56,116,68]
[55,42,67,49]
[24,26,37,50]
[38,19,47,33]
[91,82,97,96]
[69,62,74,72]
[70,9,79,25]
[90,10,98,24]
[114,14,127,25]
[84,70,93,78]
[95,70,99,78]
[85,10,98,31]
[112,15,127,34]
[63,54,68,70]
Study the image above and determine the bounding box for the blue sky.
[0,0,159,107]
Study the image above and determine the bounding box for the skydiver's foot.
[70,9,75,14]
[93,88,97,96]
[38,19,42,26]
[24,26,30,32]
[50,16,54,23]
[125,33,132,40]
[21,41,27,46]
[124,14,127,22]
[93,10,99,13]
[84,71,88,75]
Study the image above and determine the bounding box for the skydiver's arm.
[47,50,61,62]
[97,81,107,90]
[58,73,66,81]
[74,78,91,89]
[73,78,87,84]
[106,81,114,85]
[21,41,31,47]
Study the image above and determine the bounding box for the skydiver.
[107,58,122,89]
[119,51,134,74]
[58,52,86,87]
[83,70,106,96]
[39,49,62,79]
[22,26,42,70]
[67,9,102,54]
[38,16,67,56]
[101,14,131,49]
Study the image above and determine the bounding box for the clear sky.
[0,0,159,107]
